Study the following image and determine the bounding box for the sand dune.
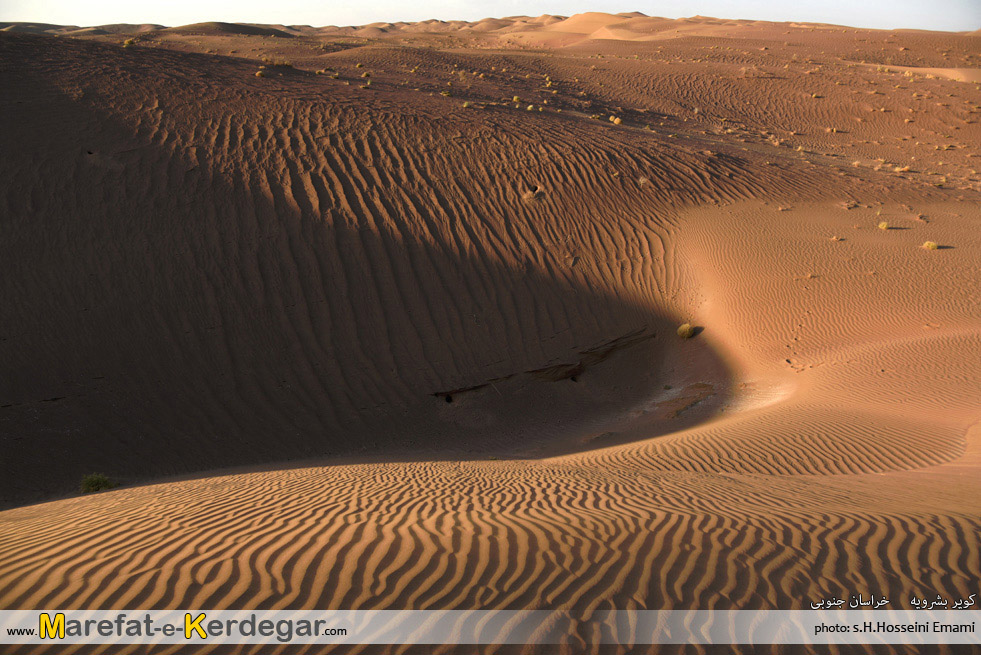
[0,11,979,654]
[1,30,855,502]
[165,22,297,38]
[546,12,629,34]
[880,65,981,83]
[0,22,77,34]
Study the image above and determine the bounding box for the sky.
[1,0,979,32]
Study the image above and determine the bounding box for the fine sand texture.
[0,12,979,654]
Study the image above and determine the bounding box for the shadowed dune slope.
[164,22,296,38]
[1,32,842,502]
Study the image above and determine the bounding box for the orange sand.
[0,13,979,654]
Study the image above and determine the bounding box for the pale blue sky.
[2,0,978,32]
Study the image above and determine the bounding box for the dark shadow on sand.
[0,33,735,507]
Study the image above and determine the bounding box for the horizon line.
[2,10,979,35]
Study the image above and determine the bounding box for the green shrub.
[677,323,696,339]
[81,473,118,494]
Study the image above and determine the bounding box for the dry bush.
[81,473,118,494]
[677,323,696,339]
[261,57,293,68]
[522,186,544,202]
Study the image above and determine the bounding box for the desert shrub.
[81,473,118,494]
[878,221,889,230]
[921,241,939,250]
[255,70,266,77]
[677,323,696,339]
[522,186,544,202]
[261,57,293,68]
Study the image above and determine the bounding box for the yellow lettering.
[40,613,65,639]
[184,613,207,639]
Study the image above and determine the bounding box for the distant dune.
[5,10,979,40]
[164,21,296,38]
[0,13,978,653]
